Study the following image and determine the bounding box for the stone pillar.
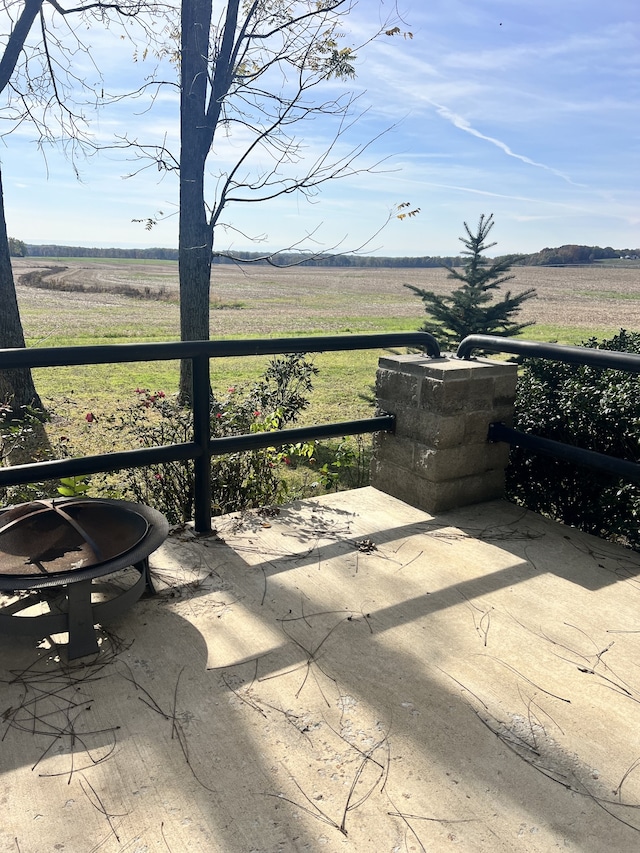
[370,354,518,513]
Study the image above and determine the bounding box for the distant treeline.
[22,244,465,267]
[24,244,180,261]
[514,244,637,265]
[21,243,640,266]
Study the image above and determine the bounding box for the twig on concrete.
[614,757,640,803]
[480,655,571,703]
[457,589,493,646]
[264,768,346,835]
[222,672,268,718]
[278,607,357,625]
[120,664,216,793]
[388,810,477,823]
[171,667,185,742]
[339,746,387,834]
[80,773,127,844]
[507,613,640,707]
[571,773,640,833]
[432,665,489,711]
[263,730,390,839]
[1,637,123,784]
[384,792,427,853]
[393,550,423,573]
[258,612,353,706]
[160,820,175,852]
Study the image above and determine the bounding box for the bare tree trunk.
[178,167,213,403]
[178,0,242,404]
[178,0,215,404]
[0,170,43,416]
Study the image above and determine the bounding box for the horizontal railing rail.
[0,417,396,487]
[456,334,640,374]
[0,332,441,532]
[0,333,441,369]
[456,334,640,482]
[488,423,640,484]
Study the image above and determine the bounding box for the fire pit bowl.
[0,498,169,659]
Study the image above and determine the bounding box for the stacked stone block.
[370,354,518,513]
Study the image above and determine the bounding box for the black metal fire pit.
[0,498,169,659]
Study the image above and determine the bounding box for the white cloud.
[426,101,583,185]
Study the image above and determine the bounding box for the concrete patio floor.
[2,487,640,852]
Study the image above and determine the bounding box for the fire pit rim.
[0,498,169,592]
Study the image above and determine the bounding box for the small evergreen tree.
[405,214,536,349]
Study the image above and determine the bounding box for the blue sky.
[1,0,638,256]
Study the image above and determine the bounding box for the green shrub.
[1,353,375,521]
[101,353,318,524]
[0,406,58,505]
[316,435,371,492]
[505,329,640,550]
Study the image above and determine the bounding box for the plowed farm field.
[13,258,640,344]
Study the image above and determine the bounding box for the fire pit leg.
[139,558,157,596]
[66,579,99,659]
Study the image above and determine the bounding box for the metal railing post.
[192,354,212,533]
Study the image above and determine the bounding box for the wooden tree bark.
[0,0,46,416]
[178,0,215,402]
[178,0,240,403]
[0,171,43,415]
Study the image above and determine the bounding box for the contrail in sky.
[429,100,582,186]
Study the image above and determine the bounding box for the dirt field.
[12,258,640,342]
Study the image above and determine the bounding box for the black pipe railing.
[489,423,640,484]
[456,334,640,482]
[0,333,440,370]
[456,334,640,374]
[0,332,441,532]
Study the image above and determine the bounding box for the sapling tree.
[406,213,536,350]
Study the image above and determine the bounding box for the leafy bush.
[315,435,371,492]
[101,354,318,524]
[0,353,375,521]
[0,406,58,505]
[506,329,640,550]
